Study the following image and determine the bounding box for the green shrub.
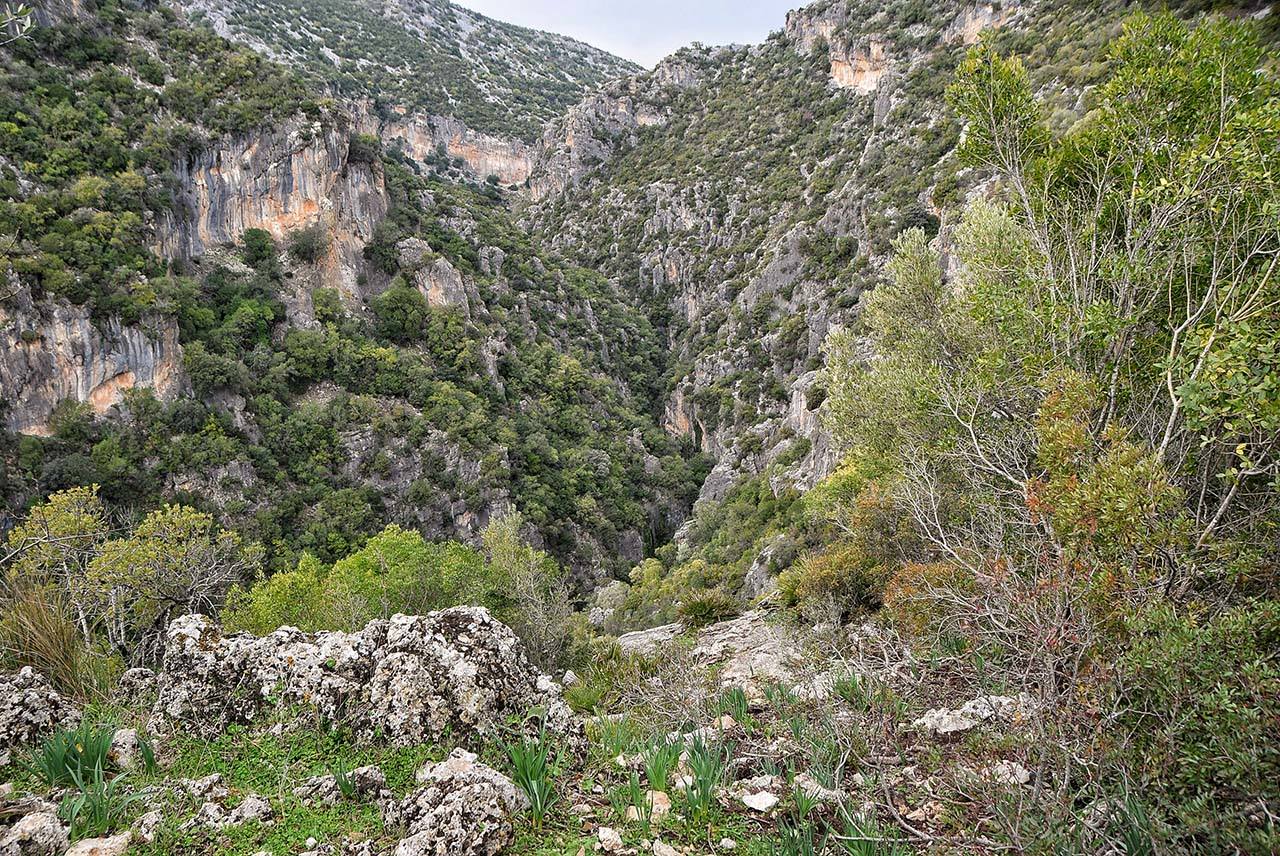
[678,590,739,628]
[287,225,328,264]
[777,541,891,620]
[1116,600,1280,852]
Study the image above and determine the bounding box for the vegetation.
[810,13,1280,851]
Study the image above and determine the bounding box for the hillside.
[1,0,1278,853]
[178,0,638,143]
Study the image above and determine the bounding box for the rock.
[980,760,1033,786]
[793,772,841,803]
[132,810,163,844]
[226,794,273,826]
[294,765,387,805]
[389,749,527,856]
[913,693,1038,737]
[719,839,736,851]
[0,810,69,856]
[595,827,624,853]
[652,842,679,856]
[150,609,582,751]
[740,790,779,812]
[108,729,140,770]
[64,832,131,856]
[625,790,671,823]
[562,670,580,688]
[179,773,228,802]
[114,668,158,703]
[0,668,80,751]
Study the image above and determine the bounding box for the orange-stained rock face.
[157,116,388,304]
[369,111,532,185]
[829,41,889,95]
[0,303,185,435]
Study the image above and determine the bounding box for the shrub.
[59,764,142,840]
[1116,600,1280,852]
[678,589,739,628]
[777,541,891,621]
[287,224,328,264]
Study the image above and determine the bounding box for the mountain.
[2,0,1278,853]
[178,0,639,142]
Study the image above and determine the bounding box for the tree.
[482,510,572,670]
[86,505,262,662]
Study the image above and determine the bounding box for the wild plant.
[505,730,558,829]
[682,736,727,824]
[837,808,910,856]
[770,818,827,856]
[332,757,357,800]
[31,721,115,787]
[627,771,651,834]
[59,762,142,839]
[643,740,680,793]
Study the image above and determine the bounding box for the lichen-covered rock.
[387,749,527,856]
[0,807,68,856]
[149,607,583,750]
[0,668,79,752]
[913,693,1039,737]
[293,765,389,805]
[64,831,131,856]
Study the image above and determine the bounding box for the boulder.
[388,749,528,856]
[149,608,582,750]
[0,809,68,856]
[293,765,388,805]
[0,668,79,751]
[65,832,130,856]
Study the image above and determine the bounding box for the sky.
[460,0,800,67]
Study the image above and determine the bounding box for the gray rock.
[389,749,528,856]
[0,668,79,752]
[0,810,68,856]
[149,608,583,751]
[64,831,131,856]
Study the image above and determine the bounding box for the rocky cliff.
[527,0,1027,513]
[158,115,388,306]
[0,297,184,435]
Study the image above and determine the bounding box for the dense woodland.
[0,0,1277,854]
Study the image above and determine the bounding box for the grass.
[505,730,560,830]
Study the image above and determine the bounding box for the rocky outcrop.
[0,300,184,435]
[157,115,387,305]
[944,2,1020,45]
[387,749,527,856]
[785,3,891,93]
[369,111,532,186]
[525,51,710,202]
[149,608,581,749]
[0,668,81,754]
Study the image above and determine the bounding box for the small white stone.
[719,839,737,851]
[597,826,624,853]
[741,791,779,812]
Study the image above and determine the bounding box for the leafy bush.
[777,541,890,621]
[1116,600,1280,852]
[287,224,328,264]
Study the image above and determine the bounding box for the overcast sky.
[460,1,799,67]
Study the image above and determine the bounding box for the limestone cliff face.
[366,109,533,186]
[0,300,184,435]
[527,53,704,202]
[157,115,387,305]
